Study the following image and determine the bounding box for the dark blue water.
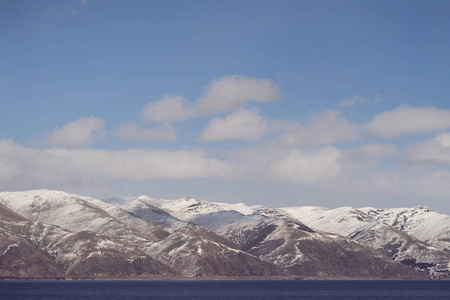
[0,280,449,299]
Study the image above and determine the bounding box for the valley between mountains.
[1,189,449,280]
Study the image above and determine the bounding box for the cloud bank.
[0,139,231,191]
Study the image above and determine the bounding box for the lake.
[1,280,449,299]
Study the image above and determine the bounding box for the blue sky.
[1,0,450,212]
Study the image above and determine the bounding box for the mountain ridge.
[1,189,447,279]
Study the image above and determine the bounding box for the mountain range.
[1,189,449,280]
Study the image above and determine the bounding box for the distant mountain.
[0,203,63,278]
[0,190,279,278]
[280,206,450,277]
[359,206,450,255]
[0,194,172,278]
[144,197,421,278]
[1,189,446,279]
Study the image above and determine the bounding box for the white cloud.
[224,145,343,185]
[436,132,450,148]
[81,0,88,7]
[351,143,398,160]
[117,122,177,142]
[268,147,342,184]
[275,110,360,146]
[194,75,279,115]
[141,95,190,123]
[366,106,450,138]
[403,132,450,166]
[199,108,268,141]
[45,116,105,148]
[0,139,232,192]
[140,76,279,124]
[370,168,450,202]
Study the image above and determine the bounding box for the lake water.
[1,280,449,299]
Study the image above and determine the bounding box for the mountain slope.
[0,201,173,278]
[144,197,423,278]
[0,204,63,278]
[148,224,281,276]
[281,206,450,276]
[360,206,450,254]
[102,196,284,276]
[0,191,282,278]
[2,189,448,279]
[103,196,187,233]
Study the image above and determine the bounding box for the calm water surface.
[1,280,449,300]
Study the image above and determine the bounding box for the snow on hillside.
[1,189,449,278]
[0,189,168,246]
[143,196,226,221]
[280,205,450,275]
[279,206,375,236]
[103,196,187,232]
[0,190,111,233]
[360,206,450,254]
[212,202,266,215]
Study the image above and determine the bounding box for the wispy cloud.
[339,95,369,107]
[338,95,383,107]
[117,122,177,142]
[350,143,398,161]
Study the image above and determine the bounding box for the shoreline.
[0,275,437,281]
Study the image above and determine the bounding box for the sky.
[1,0,450,212]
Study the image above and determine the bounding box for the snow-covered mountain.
[359,206,450,254]
[280,206,450,276]
[0,189,447,279]
[143,197,422,278]
[0,190,280,278]
[103,196,187,233]
[0,201,171,278]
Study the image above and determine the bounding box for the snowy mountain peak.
[1,189,449,279]
[252,208,291,220]
[0,189,72,204]
[143,196,227,221]
[0,189,101,213]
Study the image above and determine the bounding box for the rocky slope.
[1,189,447,279]
[0,201,172,278]
[281,206,450,277]
[143,197,423,278]
[0,204,63,278]
[0,190,281,278]
[360,206,450,255]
